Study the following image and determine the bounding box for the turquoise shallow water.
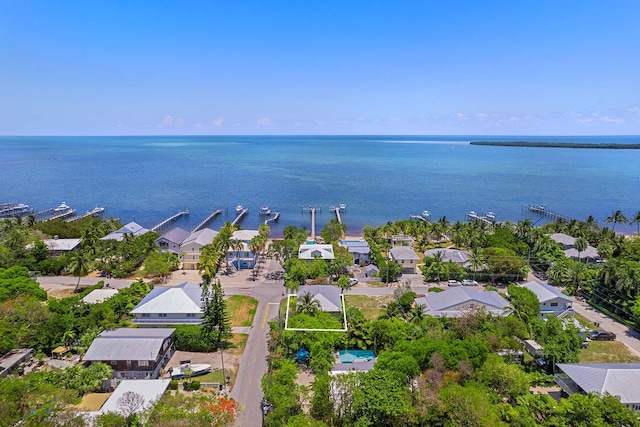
[1,135,639,236]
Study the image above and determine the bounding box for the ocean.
[1,135,639,236]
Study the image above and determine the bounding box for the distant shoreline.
[470,141,640,149]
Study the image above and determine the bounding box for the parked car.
[462,279,478,286]
[447,280,462,287]
[588,330,616,341]
[348,278,358,285]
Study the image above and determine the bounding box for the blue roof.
[339,350,375,363]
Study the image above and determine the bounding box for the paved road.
[37,275,133,290]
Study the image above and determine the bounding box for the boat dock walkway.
[410,214,428,222]
[151,209,189,232]
[302,206,321,240]
[231,208,249,227]
[66,207,106,222]
[465,211,496,225]
[330,204,346,224]
[45,208,76,222]
[0,203,34,218]
[191,209,222,233]
[522,204,573,222]
[264,212,280,225]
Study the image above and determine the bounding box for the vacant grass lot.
[579,340,640,363]
[345,294,394,320]
[226,295,258,326]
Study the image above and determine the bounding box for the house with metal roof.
[298,244,335,262]
[297,285,343,312]
[131,282,202,325]
[521,281,574,318]
[227,229,260,270]
[101,221,150,242]
[82,288,119,304]
[415,287,511,318]
[83,328,175,379]
[95,379,171,416]
[389,246,420,274]
[550,233,600,262]
[180,228,218,270]
[155,227,190,254]
[424,248,471,267]
[340,240,371,265]
[555,363,640,411]
[35,237,82,257]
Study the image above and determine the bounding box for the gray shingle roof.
[550,233,576,246]
[131,282,202,314]
[181,228,218,247]
[415,287,510,318]
[521,281,573,303]
[423,248,470,264]
[156,227,190,246]
[83,328,175,361]
[389,246,419,260]
[297,285,343,312]
[101,221,149,241]
[557,363,640,404]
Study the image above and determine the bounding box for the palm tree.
[69,251,92,292]
[229,238,244,272]
[468,248,484,280]
[605,210,628,232]
[630,211,640,236]
[574,237,588,261]
[296,292,321,315]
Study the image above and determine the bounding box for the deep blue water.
[1,135,639,236]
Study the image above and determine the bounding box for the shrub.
[168,380,178,390]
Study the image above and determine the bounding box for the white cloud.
[456,113,468,120]
[212,116,224,127]
[161,115,173,126]
[600,115,624,124]
[256,117,272,126]
[176,118,185,126]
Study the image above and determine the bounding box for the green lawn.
[228,333,248,356]
[345,294,394,320]
[573,313,597,330]
[579,340,640,363]
[226,295,258,326]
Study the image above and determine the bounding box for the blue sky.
[1,1,639,135]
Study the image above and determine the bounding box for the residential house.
[0,348,33,377]
[180,228,218,270]
[555,363,640,412]
[521,281,574,318]
[34,237,81,257]
[423,248,471,268]
[340,240,371,265]
[81,288,119,304]
[83,328,175,379]
[365,264,379,278]
[131,282,202,325]
[389,246,420,274]
[100,221,149,242]
[415,287,511,318]
[297,285,343,312]
[228,229,260,270]
[95,379,171,417]
[550,233,600,262]
[298,244,335,263]
[155,227,190,255]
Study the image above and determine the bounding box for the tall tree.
[631,210,640,236]
[606,210,628,232]
[200,280,231,348]
[68,251,92,292]
[574,237,588,261]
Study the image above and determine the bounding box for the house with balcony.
[521,281,574,318]
[83,328,174,380]
[155,227,190,255]
[227,229,260,270]
[131,282,203,325]
[389,246,420,274]
[180,228,218,270]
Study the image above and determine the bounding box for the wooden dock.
[410,214,428,222]
[151,209,189,232]
[310,208,317,239]
[522,204,573,222]
[330,204,346,224]
[465,211,496,225]
[231,208,249,227]
[66,207,106,222]
[191,209,221,233]
[264,212,280,225]
[45,208,76,222]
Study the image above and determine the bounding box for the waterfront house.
[83,328,174,380]
[180,228,218,270]
[521,281,574,318]
[227,229,260,270]
[550,233,600,262]
[155,227,190,255]
[389,246,420,274]
[32,237,81,257]
[555,363,640,412]
[415,287,511,318]
[131,282,202,325]
[100,221,149,242]
[297,285,343,312]
[298,244,335,263]
[423,248,471,268]
[340,240,371,265]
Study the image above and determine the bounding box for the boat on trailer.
[170,363,212,379]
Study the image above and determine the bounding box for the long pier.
[330,204,346,224]
[151,209,189,232]
[310,208,317,239]
[465,211,496,225]
[264,212,280,225]
[66,207,106,222]
[231,208,249,227]
[35,204,74,222]
[0,203,33,218]
[45,208,76,222]
[522,204,573,222]
[191,209,222,233]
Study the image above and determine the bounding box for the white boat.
[55,202,71,212]
[259,206,272,215]
[170,363,212,379]
[339,204,347,211]
[235,205,244,213]
[421,210,431,218]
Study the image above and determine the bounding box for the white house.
[101,221,149,242]
[521,281,574,318]
[155,227,190,255]
[389,246,420,274]
[131,282,203,325]
[555,363,640,412]
[228,229,260,270]
[298,244,335,262]
[180,228,218,270]
[415,287,511,318]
